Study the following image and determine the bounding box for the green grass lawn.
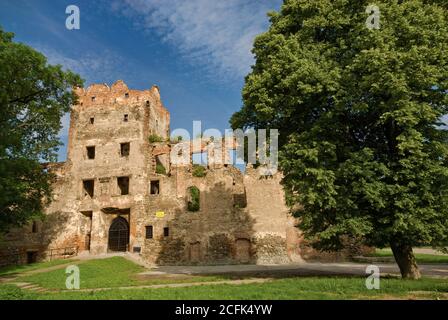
[369,248,448,264]
[0,258,78,276]
[18,257,226,289]
[1,256,447,300]
[19,256,144,289]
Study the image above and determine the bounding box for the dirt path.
[7,278,272,294]
[0,259,88,283]
[413,248,447,255]
[58,278,272,293]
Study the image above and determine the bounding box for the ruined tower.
[66,80,170,254]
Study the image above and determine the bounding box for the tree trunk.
[390,242,421,279]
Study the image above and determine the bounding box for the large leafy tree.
[231,0,448,279]
[0,27,83,233]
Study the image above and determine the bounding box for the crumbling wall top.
[73,80,166,111]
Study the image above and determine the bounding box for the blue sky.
[0,0,282,161]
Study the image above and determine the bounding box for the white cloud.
[30,45,139,148]
[33,45,132,85]
[112,0,281,80]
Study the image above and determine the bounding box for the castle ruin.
[0,80,306,266]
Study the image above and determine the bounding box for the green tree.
[231,0,448,279]
[0,27,83,233]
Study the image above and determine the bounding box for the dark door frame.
[108,216,130,252]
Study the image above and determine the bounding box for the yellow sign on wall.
[155,211,165,218]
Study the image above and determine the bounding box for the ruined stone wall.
[243,166,302,264]
[138,165,254,265]
[0,162,79,264]
[137,160,302,265]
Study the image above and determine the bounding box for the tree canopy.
[231,0,448,278]
[0,27,83,233]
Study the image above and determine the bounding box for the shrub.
[192,165,206,177]
[156,163,166,175]
[187,186,200,212]
[170,136,183,143]
[148,134,164,143]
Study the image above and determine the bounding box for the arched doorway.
[108,217,129,252]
